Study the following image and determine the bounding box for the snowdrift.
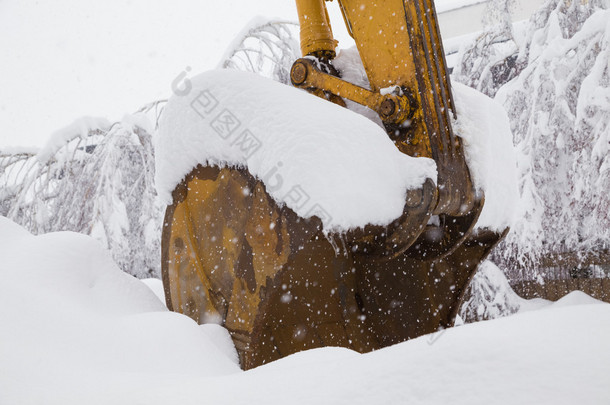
[1,217,609,405]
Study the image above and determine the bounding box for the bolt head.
[380,99,396,118]
[291,62,308,85]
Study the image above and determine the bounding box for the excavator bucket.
[161,0,508,370]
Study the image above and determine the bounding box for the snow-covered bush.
[452,0,523,97]
[459,261,522,322]
[0,104,165,278]
[219,18,300,84]
[451,30,523,98]
[454,0,610,279]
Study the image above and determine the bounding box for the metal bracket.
[290,58,416,125]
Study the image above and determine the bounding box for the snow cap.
[155,69,437,232]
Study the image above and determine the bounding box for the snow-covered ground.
[1,216,609,405]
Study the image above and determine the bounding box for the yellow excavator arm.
[161,0,507,370]
[293,0,475,218]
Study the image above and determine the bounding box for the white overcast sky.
[0,0,466,148]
